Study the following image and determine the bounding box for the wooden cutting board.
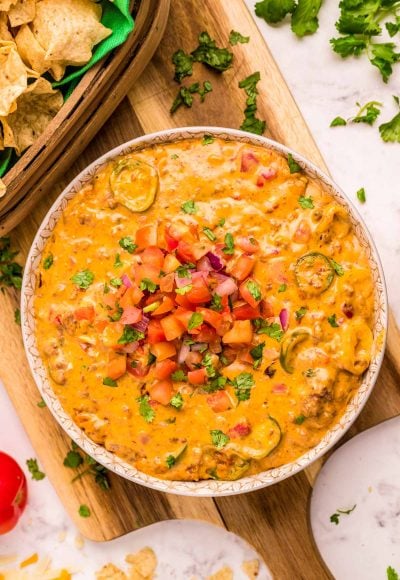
[1,1,400,578]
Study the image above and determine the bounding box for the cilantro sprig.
[379,96,400,143]
[255,0,323,38]
[238,71,266,135]
[26,458,46,481]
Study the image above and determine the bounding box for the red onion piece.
[121,274,133,288]
[132,315,149,334]
[240,151,258,172]
[197,256,212,272]
[191,342,208,352]
[120,341,139,354]
[175,273,192,288]
[279,308,289,331]
[206,252,224,271]
[178,342,190,364]
[272,383,288,394]
[216,277,238,296]
[213,272,230,283]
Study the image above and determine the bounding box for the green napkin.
[0,0,134,177]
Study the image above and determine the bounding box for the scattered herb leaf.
[210,429,230,448]
[26,458,46,481]
[229,30,250,45]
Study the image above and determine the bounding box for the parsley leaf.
[255,0,296,24]
[64,450,84,468]
[370,42,400,83]
[287,153,301,173]
[232,372,255,401]
[110,277,122,287]
[229,30,250,45]
[246,279,262,301]
[181,200,198,214]
[26,458,46,481]
[295,307,307,320]
[386,21,400,37]
[199,81,213,102]
[330,35,368,57]
[238,71,266,135]
[79,504,91,518]
[71,269,94,290]
[171,370,187,382]
[118,326,145,344]
[172,49,193,82]
[119,236,137,254]
[255,320,284,342]
[379,96,400,143]
[137,395,155,423]
[210,429,230,449]
[103,376,118,387]
[43,253,54,269]
[140,278,158,293]
[330,116,347,127]
[191,31,233,72]
[170,86,196,114]
[188,312,204,330]
[328,314,339,328]
[203,376,228,393]
[203,227,217,241]
[222,232,235,255]
[298,195,314,209]
[357,187,366,203]
[202,134,215,145]
[291,0,323,37]
[170,393,184,409]
[330,504,356,525]
[387,566,400,580]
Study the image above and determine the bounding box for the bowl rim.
[21,126,388,497]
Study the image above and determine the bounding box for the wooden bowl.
[0,0,170,236]
[21,127,388,497]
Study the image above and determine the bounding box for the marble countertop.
[1,2,400,578]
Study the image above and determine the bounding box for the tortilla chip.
[0,1,17,9]
[0,41,28,116]
[96,563,127,580]
[0,13,13,41]
[32,0,111,71]
[1,76,63,154]
[8,0,36,26]
[15,24,48,74]
[207,566,234,580]
[242,559,260,579]
[126,547,157,579]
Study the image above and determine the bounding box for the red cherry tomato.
[0,452,28,534]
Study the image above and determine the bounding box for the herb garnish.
[79,504,91,518]
[330,116,347,127]
[238,71,266,135]
[137,395,156,423]
[250,341,265,369]
[387,566,400,580]
[210,429,230,449]
[379,96,400,143]
[140,278,158,293]
[255,0,322,37]
[26,458,46,481]
[37,399,46,408]
[119,236,137,254]
[330,504,356,525]
[176,263,195,278]
[172,49,193,82]
[188,312,204,330]
[202,134,215,145]
[171,370,187,382]
[203,227,217,241]
[14,308,21,325]
[43,253,54,269]
[170,393,184,409]
[71,269,94,290]
[246,279,262,301]
[110,277,122,288]
[176,284,192,295]
[229,30,250,45]
[295,307,307,320]
[166,455,176,468]
[255,319,284,342]
[191,31,233,72]
[0,237,23,289]
[118,326,144,344]
[222,232,235,255]
[64,450,83,468]
[210,293,223,312]
[328,314,339,328]
[181,200,198,214]
[64,442,111,490]
[103,376,118,387]
[294,414,306,424]
[298,195,314,209]
[278,283,287,293]
[287,153,301,173]
[357,187,366,203]
[231,372,255,401]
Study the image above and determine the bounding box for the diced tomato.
[147,319,166,344]
[101,322,124,349]
[174,308,192,329]
[187,368,208,385]
[134,264,161,286]
[228,422,251,438]
[195,308,222,331]
[222,320,253,344]
[135,224,157,249]
[150,380,173,405]
[174,292,193,309]
[127,361,148,377]
[160,272,175,293]
[233,254,255,281]
[165,228,179,251]
[141,246,164,269]
[160,314,186,341]
[120,306,142,325]
[163,253,181,273]
[154,359,177,380]
[167,222,197,243]
[265,259,288,285]
[233,304,260,320]
[256,168,277,187]
[185,351,203,370]
[150,341,176,361]
[239,278,262,309]
[293,220,311,244]
[176,240,197,263]
[260,299,274,318]
[238,350,254,365]
[185,277,212,304]
[95,320,108,332]
[236,236,259,254]
[102,293,118,309]
[152,296,174,316]
[196,325,218,343]
[74,306,95,322]
[240,151,259,172]
[119,285,144,308]
[106,356,127,380]
[207,391,231,412]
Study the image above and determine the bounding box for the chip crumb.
[242,559,260,578]
[74,534,85,550]
[57,530,67,543]
[126,547,157,579]
[96,563,128,580]
[206,565,234,580]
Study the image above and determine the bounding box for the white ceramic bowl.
[22,127,388,497]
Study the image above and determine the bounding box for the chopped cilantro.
[246,279,262,301]
[170,393,184,409]
[43,253,54,269]
[191,31,233,72]
[295,307,307,320]
[199,81,213,102]
[210,429,230,449]
[203,227,217,241]
[140,278,158,293]
[64,450,83,468]
[203,376,228,393]
[108,304,123,322]
[137,395,155,423]
[70,269,94,290]
[328,314,339,328]
[229,30,250,45]
[14,308,21,325]
[202,352,217,378]
[176,263,195,278]
[118,326,144,344]
[119,237,137,254]
[210,293,223,312]
[330,504,356,525]
[232,372,255,401]
[37,399,46,408]
[357,187,366,203]
[170,86,195,114]
[238,71,266,135]
[166,455,176,468]
[287,153,301,173]
[79,504,91,518]
[255,320,284,342]
[294,414,306,425]
[103,283,110,294]
[103,376,118,387]
[222,232,235,255]
[330,116,347,127]
[255,0,296,24]
[250,342,265,368]
[379,96,400,143]
[387,566,400,580]
[175,284,193,295]
[172,49,193,82]
[110,277,122,287]
[298,195,314,209]
[188,312,204,330]
[171,370,188,382]
[26,458,46,481]
[352,101,382,125]
[181,200,198,214]
[278,283,287,293]
[202,134,215,145]
[114,253,123,268]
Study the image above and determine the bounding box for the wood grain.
[0,1,399,578]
